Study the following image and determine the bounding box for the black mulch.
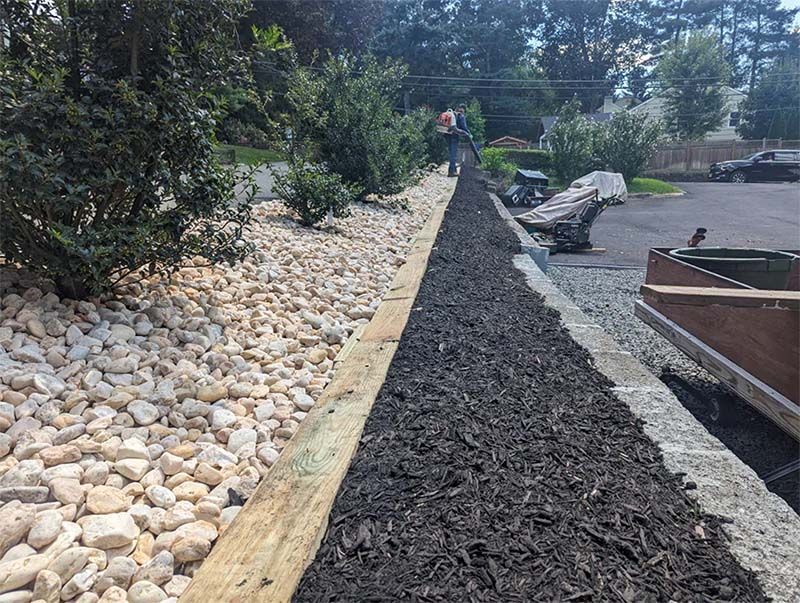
[294,167,767,603]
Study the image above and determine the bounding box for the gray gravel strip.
[549,265,799,514]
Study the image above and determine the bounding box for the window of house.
[728,112,740,127]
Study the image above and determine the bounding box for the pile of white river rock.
[0,169,454,603]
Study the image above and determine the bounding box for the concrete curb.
[510,253,800,602]
[627,191,685,199]
[488,192,549,272]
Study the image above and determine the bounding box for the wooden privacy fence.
[647,139,800,172]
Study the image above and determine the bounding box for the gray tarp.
[515,171,627,230]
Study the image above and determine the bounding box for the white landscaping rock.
[0,169,453,600]
[116,438,150,462]
[0,553,49,594]
[0,503,36,557]
[78,514,140,550]
[32,568,61,602]
[145,486,176,509]
[127,580,167,603]
[85,486,130,514]
[27,509,63,548]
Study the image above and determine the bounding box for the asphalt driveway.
[544,181,800,266]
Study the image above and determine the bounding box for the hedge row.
[495,148,552,172]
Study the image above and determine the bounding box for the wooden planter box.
[635,248,800,441]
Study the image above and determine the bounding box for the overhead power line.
[454,105,798,122]
[252,60,796,89]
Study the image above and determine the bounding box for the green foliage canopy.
[737,57,800,139]
[547,99,597,184]
[595,111,664,181]
[272,157,360,227]
[0,0,254,299]
[656,33,731,141]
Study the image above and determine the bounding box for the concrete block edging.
[488,192,549,272]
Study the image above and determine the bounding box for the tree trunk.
[748,7,762,93]
[673,0,685,43]
[129,3,142,80]
[729,5,739,68]
[67,0,80,96]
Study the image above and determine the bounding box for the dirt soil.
[294,168,767,602]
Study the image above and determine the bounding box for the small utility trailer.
[635,247,800,481]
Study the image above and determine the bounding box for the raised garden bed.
[293,167,766,602]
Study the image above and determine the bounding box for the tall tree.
[536,0,652,111]
[241,0,385,63]
[737,53,800,139]
[370,0,542,139]
[656,32,731,140]
[741,0,798,92]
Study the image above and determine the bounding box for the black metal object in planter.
[500,169,550,207]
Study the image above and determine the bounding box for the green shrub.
[218,118,272,149]
[273,159,361,227]
[0,0,254,299]
[287,54,414,197]
[464,98,487,144]
[482,148,518,179]
[595,112,663,181]
[499,149,553,172]
[548,98,597,184]
[400,107,447,167]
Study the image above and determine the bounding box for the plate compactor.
[547,191,614,251]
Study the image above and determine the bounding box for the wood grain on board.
[635,301,800,441]
[181,187,454,603]
[641,284,800,309]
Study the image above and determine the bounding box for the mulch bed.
[294,167,767,602]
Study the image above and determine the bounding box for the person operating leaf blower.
[437,105,481,177]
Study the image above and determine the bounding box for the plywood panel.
[645,249,751,290]
[635,301,800,441]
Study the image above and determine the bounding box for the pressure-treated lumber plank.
[635,300,800,441]
[359,296,416,342]
[641,284,800,309]
[181,186,453,603]
[333,323,366,367]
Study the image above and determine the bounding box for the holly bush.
[0,0,255,299]
[273,157,361,227]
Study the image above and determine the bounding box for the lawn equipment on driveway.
[515,171,627,253]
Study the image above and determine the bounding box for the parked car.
[708,150,800,183]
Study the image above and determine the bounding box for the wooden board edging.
[180,187,455,603]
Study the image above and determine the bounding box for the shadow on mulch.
[294,167,767,602]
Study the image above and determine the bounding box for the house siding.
[629,87,747,142]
